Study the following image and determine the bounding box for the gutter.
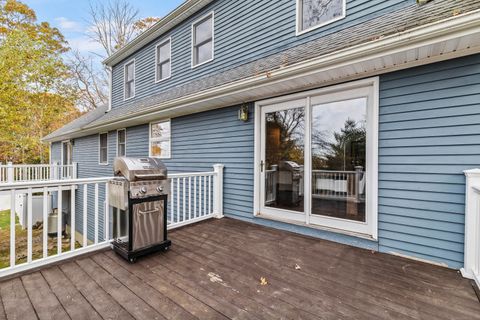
[44,8,480,142]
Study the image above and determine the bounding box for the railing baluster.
[176,178,180,223]
[94,183,99,244]
[71,185,76,251]
[188,177,192,220]
[182,177,186,222]
[199,176,202,217]
[105,182,109,241]
[57,185,63,255]
[83,184,88,247]
[194,176,197,218]
[170,178,174,224]
[10,189,15,267]
[43,187,48,259]
[208,175,211,214]
[203,176,207,216]
[27,188,33,263]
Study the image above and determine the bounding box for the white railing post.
[462,168,480,289]
[212,164,224,219]
[7,162,13,183]
[72,162,78,179]
[52,162,58,180]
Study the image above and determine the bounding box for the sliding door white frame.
[253,77,379,239]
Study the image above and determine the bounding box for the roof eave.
[103,0,213,67]
[44,9,480,143]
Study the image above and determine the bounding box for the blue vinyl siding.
[377,53,480,268]
[111,0,413,109]
[71,133,116,240]
[108,105,377,249]
[59,53,480,267]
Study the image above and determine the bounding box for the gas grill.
[109,157,171,262]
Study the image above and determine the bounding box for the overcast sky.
[23,0,185,57]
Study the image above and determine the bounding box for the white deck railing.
[264,166,365,203]
[0,162,77,183]
[312,169,364,201]
[0,164,224,278]
[462,169,480,288]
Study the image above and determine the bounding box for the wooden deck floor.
[0,217,478,320]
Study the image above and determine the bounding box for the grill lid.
[113,157,168,181]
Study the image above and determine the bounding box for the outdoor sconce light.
[238,104,249,122]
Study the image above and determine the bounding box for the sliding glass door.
[311,98,367,222]
[257,80,378,237]
[260,100,306,222]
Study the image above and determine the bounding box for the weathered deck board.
[60,261,134,320]
[0,278,37,320]
[188,219,479,318]
[21,272,70,320]
[41,266,102,320]
[0,217,479,320]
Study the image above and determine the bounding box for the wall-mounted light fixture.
[238,104,249,122]
[416,0,431,5]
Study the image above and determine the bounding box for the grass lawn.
[0,209,10,229]
[0,209,81,269]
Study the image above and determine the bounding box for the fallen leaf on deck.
[294,264,301,270]
[260,277,268,285]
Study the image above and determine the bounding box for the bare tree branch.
[88,0,139,57]
[68,49,108,111]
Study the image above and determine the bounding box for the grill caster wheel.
[129,257,137,263]
[164,246,170,251]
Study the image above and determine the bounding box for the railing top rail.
[0,163,75,168]
[0,177,111,190]
[312,170,359,174]
[0,171,217,189]
[169,171,216,178]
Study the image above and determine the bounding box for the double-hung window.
[150,120,171,159]
[99,133,108,164]
[124,60,135,100]
[156,38,171,82]
[117,129,126,157]
[192,12,214,67]
[297,0,346,34]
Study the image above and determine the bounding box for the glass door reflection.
[264,107,305,213]
[311,98,367,222]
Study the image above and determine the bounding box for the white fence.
[0,164,224,278]
[462,169,480,288]
[0,162,77,183]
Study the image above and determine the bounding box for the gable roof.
[103,0,213,67]
[43,105,108,142]
[43,0,480,142]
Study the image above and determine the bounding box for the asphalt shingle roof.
[44,0,480,142]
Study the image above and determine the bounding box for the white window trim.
[155,37,172,83]
[99,132,109,165]
[149,119,172,159]
[123,58,136,101]
[253,77,379,240]
[116,128,127,157]
[296,0,347,36]
[191,11,215,69]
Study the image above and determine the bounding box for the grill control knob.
[156,186,163,193]
[140,187,147,194]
